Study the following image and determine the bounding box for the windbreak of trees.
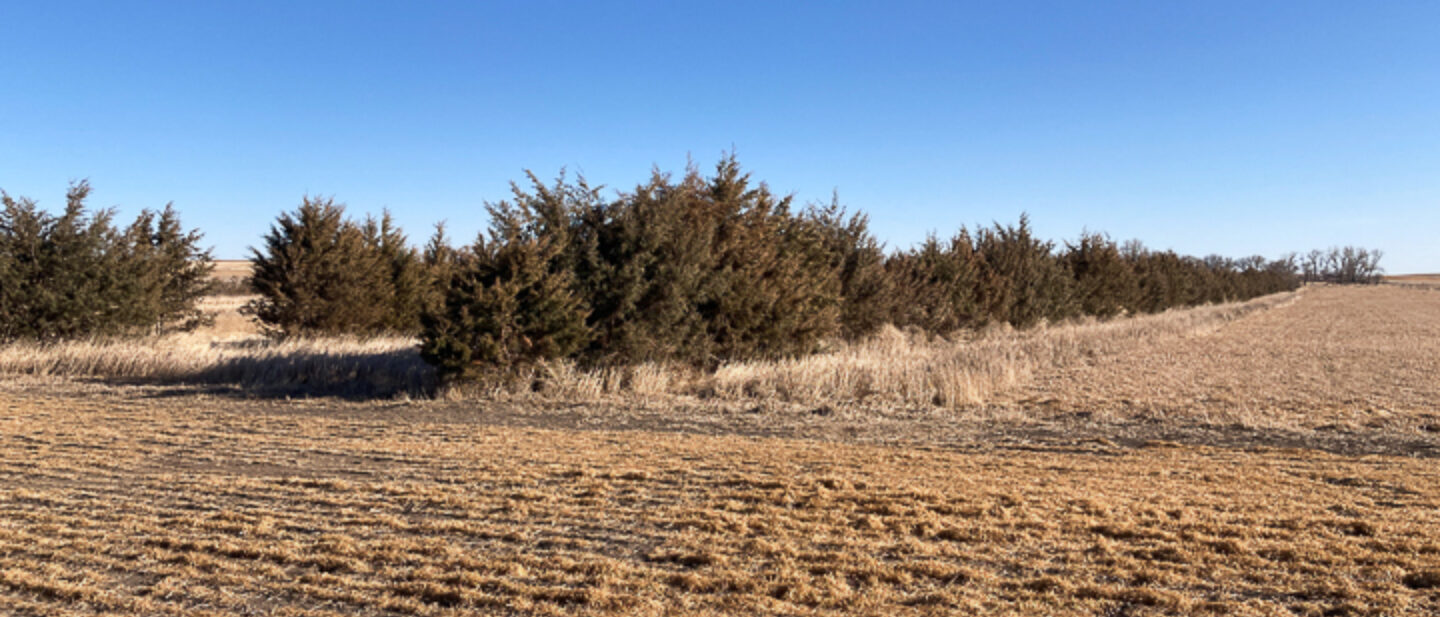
[1299,247,1385,284]
[0,181,213,341]
[248,157,1378,382]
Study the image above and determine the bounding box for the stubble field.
[2,284,1439,616]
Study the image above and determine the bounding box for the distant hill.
[1385,274,1440,289]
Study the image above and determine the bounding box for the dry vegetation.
[1386,274,1440,291]
[998,283,1440,428]
[3,383,1440,616]
[0,286,1299,409]
[3,284,1440,615]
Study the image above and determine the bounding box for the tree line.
[0,181,212,341]
[237,157,1380,381]
[0,163,1388,379]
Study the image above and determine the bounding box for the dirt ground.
[3,284,1440,616]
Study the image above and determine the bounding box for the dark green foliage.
[420,157,853,377]
[884,232,983,334]
[0,181,212,341]
[1122,244,1301,314]
[694,157,842,363]
[412,158,1322,381]
[421,178,591,378]
[808,198,893,340]
[566,168,719,365]
[365,212,428,334]
[1063,232,1138,318]
[113,204,216,331]
[247,198,426,337]
[974,215,1077,327]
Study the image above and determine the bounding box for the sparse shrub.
[0,181,213,341]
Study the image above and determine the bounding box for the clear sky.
[2,1,1436,272]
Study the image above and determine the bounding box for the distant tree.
[1298,246,1382,284]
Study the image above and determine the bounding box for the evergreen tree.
[808,197,892,340]
[1063,231,1138,318]
[247,197,394,337]
[975,215,1077,327]
[0,181,211,340]
[885,231,983,334]
[420,182,591,378]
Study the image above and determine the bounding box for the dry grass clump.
[0,332,429,398]
[1,387,1438,616]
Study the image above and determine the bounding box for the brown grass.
[209,259,252,279]
[0,287,1304,409]
[1,385,1438,616]
[0,331,429,397]
[3,284,1440,615]
[997,284,1440,431]
[700,292,1297,408]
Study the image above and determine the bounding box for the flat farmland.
[3,284,1440,616]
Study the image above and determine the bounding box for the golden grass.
[0,286,1301,408]
[0,331,429,397]
[1,386,1438,616]
[209,259,252,279]
[3,284,1440,615]
[702,292,1297,408]
[998,284,1440,431]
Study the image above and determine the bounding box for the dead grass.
[2,284,1436,437]
[0,331,429,397]
[998,284,1440,431]
[210,259,252,279]
[0,286,1302,406]
[1,387,1438,616]
[3,284,1440,615]
[701,292,1297,408]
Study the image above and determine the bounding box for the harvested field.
[998,284,1440,430]
[2,284,1439,616]
[4,387,1440,617]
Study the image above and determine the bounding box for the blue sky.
[2,1,1436,272]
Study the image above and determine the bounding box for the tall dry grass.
[0,291,1298,405]
[469,291,1301,408]
[0,334,430,398]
